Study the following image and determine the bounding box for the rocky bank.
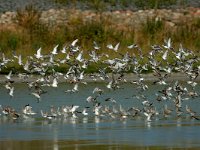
[0,7,200,30]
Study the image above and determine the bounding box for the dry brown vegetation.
[0,5,199,57]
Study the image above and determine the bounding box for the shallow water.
[0,82,200,149]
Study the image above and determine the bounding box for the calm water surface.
[0,82,200,149]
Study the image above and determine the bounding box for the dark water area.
[1,140,200,150]
[0,82,200,149]
[2,141,199,150]
[0,0,200,13]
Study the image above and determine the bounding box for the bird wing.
[52,45,59,54]
[71,39,78,47]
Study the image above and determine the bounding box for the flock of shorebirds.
[0,38,199,122]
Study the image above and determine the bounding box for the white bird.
[66,52,70,60]
[82,108,89,116]
[31,92,41,102]
[5,70,12,80]
[72,83,79,92]
[22,104,36,116]
[34,47,43,59]
[41,110,55,120]
[127,44,137,49]
[163,38,171,49]
[162,50,168,60]
[105,59,116,65]
[65,83,79,93]
[2,53,12,64]
[104,98,116,103]
[71,39,78,47]
[106,80,113,89]
[82,61,88,69]
[86,96,97,103]
[119,104,129,118]
[23,60,30,71]
[5,82,12,90]
[0,105,9,115]
[70,105,79,114]
[52,78,58,88]
[107,42,120,52]
[51,44,59,55]
[89,51,99,62]
[144,112,153,121]
[107,44,114,49]
[76,51,84,62]
[78,71,84,80]
[187,81,197,87]
[94,103,102,116]
[61,46,67,54]
[18,55,23,66]
[112,62,126,70]
[142,100,153,107]
[93,41,100,50]
[9,86,14,97]
[93,87,103,95]
[113,42,120,52]
[49,54,55,63]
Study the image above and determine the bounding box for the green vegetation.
[142,17,165,39]
[0,31,20,52]
[0,5,199,58]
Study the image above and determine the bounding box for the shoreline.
[0,73,199,83]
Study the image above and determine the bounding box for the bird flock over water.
[0,38,200,122]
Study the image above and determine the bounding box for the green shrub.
[142,17,164,39]
[0,31,21,52]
